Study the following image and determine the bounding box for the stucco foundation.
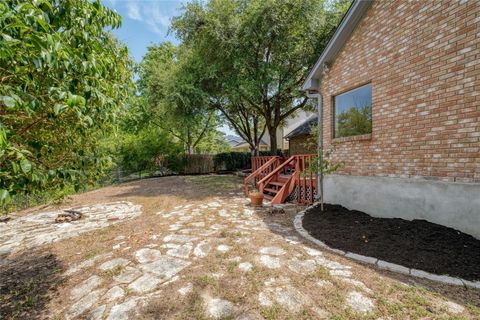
[324,175,480,239]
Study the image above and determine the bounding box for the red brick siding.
[320,0,480,182]
[289,134,316,155]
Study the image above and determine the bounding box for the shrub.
[213,152,251,172]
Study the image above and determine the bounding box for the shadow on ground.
[0,250,65,320]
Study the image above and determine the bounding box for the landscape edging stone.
[294,204,480,289]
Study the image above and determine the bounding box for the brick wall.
[320,0,480,182]
[289,134,316,155]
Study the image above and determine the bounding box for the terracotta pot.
[249,193,264,206]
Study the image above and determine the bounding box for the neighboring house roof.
[285,116,318,139]
[224,135,243,147]
[302,0,373,92]
[231,139,269,150]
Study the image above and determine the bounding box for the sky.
[103,0,236,136]
[104,0,185,62]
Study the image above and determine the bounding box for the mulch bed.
[303,204,480,281]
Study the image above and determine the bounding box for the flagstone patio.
[0,175,478,319]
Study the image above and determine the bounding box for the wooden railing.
[294,154,317,205]
[251,156,277,172]
[247,154,317,205]
[244,156,280,195]
[257,156,295,193]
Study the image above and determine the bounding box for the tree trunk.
[269,129,277,154]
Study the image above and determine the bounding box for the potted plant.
[249,190,264,206]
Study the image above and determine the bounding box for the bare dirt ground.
[0,175,479,320]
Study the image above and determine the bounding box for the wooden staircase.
[244,154,317,205]
[261,175,291,201]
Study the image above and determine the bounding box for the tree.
[215,98,267,155]
[112,95,183,173]
[0,0,134,203]
[137,43,221,154]
[304,125,343,210]
[336,106,372,138]
[172,0,349,153]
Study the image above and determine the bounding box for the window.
[333,83,372,138]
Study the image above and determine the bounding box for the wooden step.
[263,194,273,201]
[264,187,279,194]
[278,174,291,183]
[268,181,285,187]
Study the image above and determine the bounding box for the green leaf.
[20,159,32,174]
[0,189,9,204]
[54,103,67,115]
[84,115,93,126]
[36,18,49,32]
[67,95,86,107]
[1,96,15,108]
[0,0,132,197]
[32,57,42,69]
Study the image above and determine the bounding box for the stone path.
[59,196,376,319]
[0,202,142,256]
[1,192,476,319]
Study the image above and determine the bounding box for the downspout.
[306,92,323,202]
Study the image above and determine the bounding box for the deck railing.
[294,154,317,205]
[244,156,281,195]
[251,156,278,172]
[248,154,317,205]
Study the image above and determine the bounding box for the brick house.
[302,0,480,238]
[284,116,318,155]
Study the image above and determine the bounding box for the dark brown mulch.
[303,204,480,281]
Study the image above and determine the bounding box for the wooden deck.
[244,155,317,205]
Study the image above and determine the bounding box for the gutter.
[306,93,323,202]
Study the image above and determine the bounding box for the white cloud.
[122,0,184,36]
[145,4,172,36]
[126,1,142,21]
[151,6,171,28]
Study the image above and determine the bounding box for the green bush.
[213,150,284,172]
[259,149,284,156]
[214,152,251,172]
[114,127,182,174]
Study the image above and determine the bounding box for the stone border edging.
[293,205,480,290]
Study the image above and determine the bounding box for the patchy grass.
[261,304,282,319]
[139,289,207,320]
[192,275,219,289]
[183,175,242,194]
[83,250,100,260]
[103,265,125,277]
[4,175,479,319]
[227,261,239,273]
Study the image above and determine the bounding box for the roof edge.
[284,115,318,139]
[301,0,373,92]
